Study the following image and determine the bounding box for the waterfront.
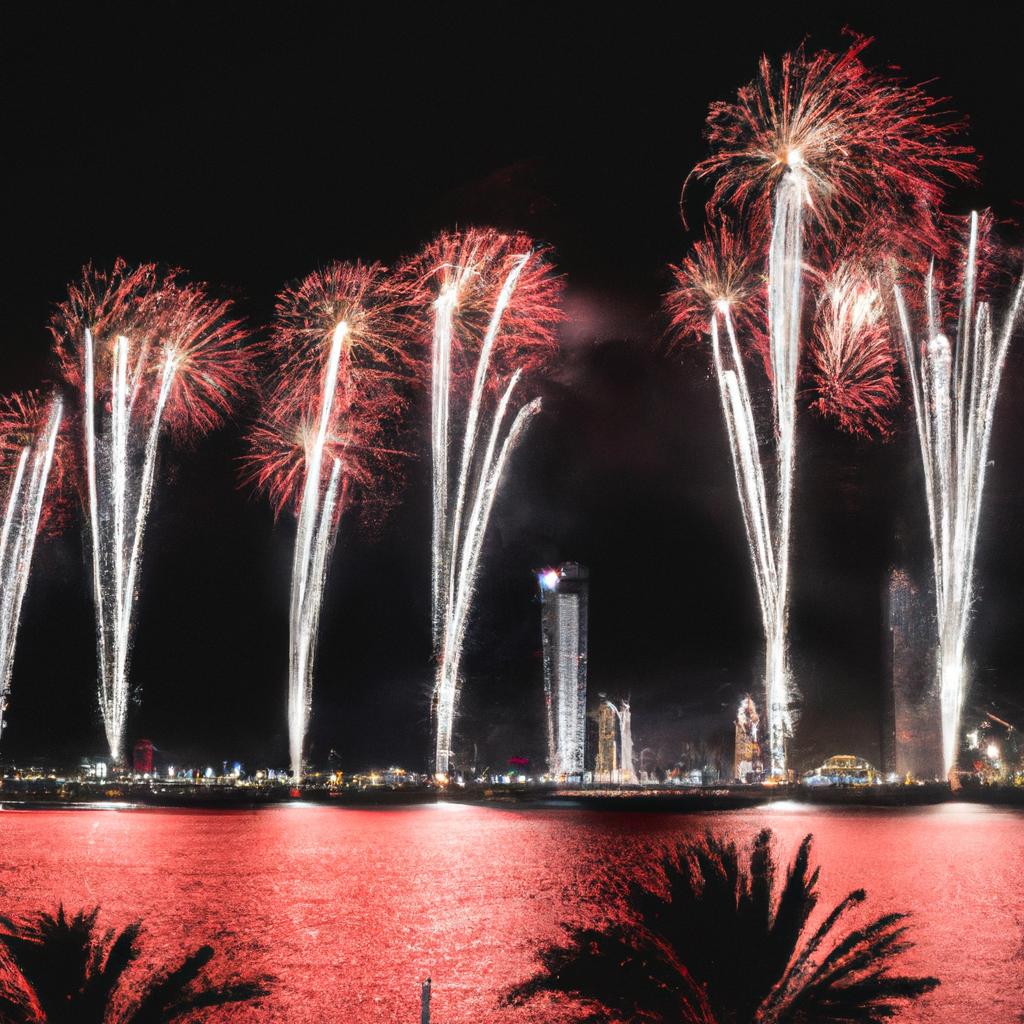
[0,803,1020,1022]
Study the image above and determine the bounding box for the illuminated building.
[617,699,638,784]
[733,696,763,782]
[538,562,589,777]
[804,754,880,786]
[593,697,637,784]
[881,569,943,780]
[133,738,154,776]
[595,700,618,782]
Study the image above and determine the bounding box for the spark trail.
[415,230,562,776]
[84,329,179,762]
[893,213,1024,776]
[286,324,347,783]
[674,37,972,774]
[52,261,249,763]
[707,170,804,776]
[243,262,410,782]
[0,396,62,741]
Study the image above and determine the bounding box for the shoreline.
[1,781,1022,811]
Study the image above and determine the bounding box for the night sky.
[3,4,1023,773]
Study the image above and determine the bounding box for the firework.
[403,229,562,775]
[0,392,64,741]
[667,217,770,376]
[674,35,979,772]
[243,261,411,781]
[809,260,898,437]
[893,213,1024,776]
[50,260,249,763]
[669,169,803,775]
[687,34,975,256]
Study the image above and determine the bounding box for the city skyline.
[2,6,1024,775]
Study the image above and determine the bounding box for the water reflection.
[0,804,1018,1022]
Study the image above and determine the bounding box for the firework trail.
[51,261,249,763]
[0,393,63,741]
[730,171,803,777]
[243,262,410,781]
[405,230,562,775]
[670,174,803,775]
[893,213,1024,776]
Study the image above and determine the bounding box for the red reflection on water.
[0,802,1020,1022]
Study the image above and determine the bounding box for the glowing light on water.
[893,212,1024,776]
[0,397,62,740]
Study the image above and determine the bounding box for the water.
[0,802,1020,1022]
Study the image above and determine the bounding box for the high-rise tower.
[734,696,763,782]
[882,568,943,780]
[538,562,589,777]
[595,700,618,782]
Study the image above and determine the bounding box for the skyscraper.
[538,562,589,777]
[595,700,618,782]
[882,569,943,780]
[733,696,763,782]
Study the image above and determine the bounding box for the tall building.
[733,696,763,781]
[882,569,943,780]
[538,563,589,777]
[595,700,618,782]
[617,699,638,784]
[133,738,154,775]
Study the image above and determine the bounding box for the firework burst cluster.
[1,224,560,778]
[669,32,1022,776]
[673,33,981,439]
[1,31,1020,786]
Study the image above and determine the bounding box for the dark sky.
[2,3,1023,773]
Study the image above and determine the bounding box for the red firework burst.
[400,227,563,388]
[688,34,976,256]
[149,281,251,441]
[243,261,413,521]
[808,260,897,437]
[49,259,251,442]
[665,217,770,374]
[265,260,415,413]
[0,390,70,534]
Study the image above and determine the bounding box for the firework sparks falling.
[893,213,1024,776]
[809,260,898,437]
[405,229,562,775]
[243,262,411,781]
[0,393,63,741]
[50,260,250,762]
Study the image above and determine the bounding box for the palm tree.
[505,829,938,1023]
[0,905,269,1024]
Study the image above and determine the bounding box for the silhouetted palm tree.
[505,829,938,1023]
[0,905,269,1024]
